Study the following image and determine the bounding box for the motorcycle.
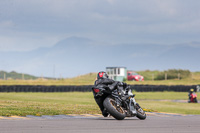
[92,84,146,120]
[188,92,198,103]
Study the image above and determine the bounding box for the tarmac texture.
[0,112,200,133]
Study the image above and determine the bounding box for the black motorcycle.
[92,84,146,120]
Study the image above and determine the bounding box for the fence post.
[4,73,6,80]
[178,73,180,80]
[191,73,193,80]
[22,73,24,80]
[152,74,154,81]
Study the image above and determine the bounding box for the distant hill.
[0,71,38,80]
[0,36,200,78]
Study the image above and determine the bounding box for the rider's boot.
[102,108,109,117]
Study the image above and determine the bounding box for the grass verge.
[0,72,199,85]
[0,92,199,116]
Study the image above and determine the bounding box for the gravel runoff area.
[0,112,200,133]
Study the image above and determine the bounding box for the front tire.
[136,103,146,120]
[194,98,198,103]
[103,97,126,120]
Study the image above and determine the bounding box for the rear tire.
[136,103,146,120]
[103,97,126,120]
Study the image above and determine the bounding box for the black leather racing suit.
[93,78,120,117]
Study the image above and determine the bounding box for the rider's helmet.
[190,88,194,92]
[97,71,109,79]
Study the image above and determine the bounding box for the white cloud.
[0,0,200,51]
[107,0,115,5]
[0,32,62,51]
[0,20,15,28]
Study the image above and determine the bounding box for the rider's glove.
[123,82,127,87]
[117,82,123,86]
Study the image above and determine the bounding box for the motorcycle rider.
[93,71,136,117]
[188,88,194,101]
[188,88,197,103]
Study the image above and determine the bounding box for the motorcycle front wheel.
[103,97,126,120]
[194,98,198,103]
[136,103,146,120]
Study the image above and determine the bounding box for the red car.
[127,71,144,81]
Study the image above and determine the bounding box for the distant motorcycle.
[92,84,146,120]
[188,92,198,103]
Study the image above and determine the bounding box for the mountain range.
[0,36,200,78]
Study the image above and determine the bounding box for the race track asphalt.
[0,113,200,133]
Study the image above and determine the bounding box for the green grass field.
[0,92,199,116]
[0,72,200,116]
[0,73,98,86]
[0,72,200,85]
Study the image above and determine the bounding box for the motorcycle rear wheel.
[103,97,126,120]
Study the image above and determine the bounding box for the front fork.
[129,97,137,115]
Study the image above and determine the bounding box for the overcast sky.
[0,0,200,52]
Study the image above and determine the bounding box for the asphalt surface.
[0,113,200,133]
